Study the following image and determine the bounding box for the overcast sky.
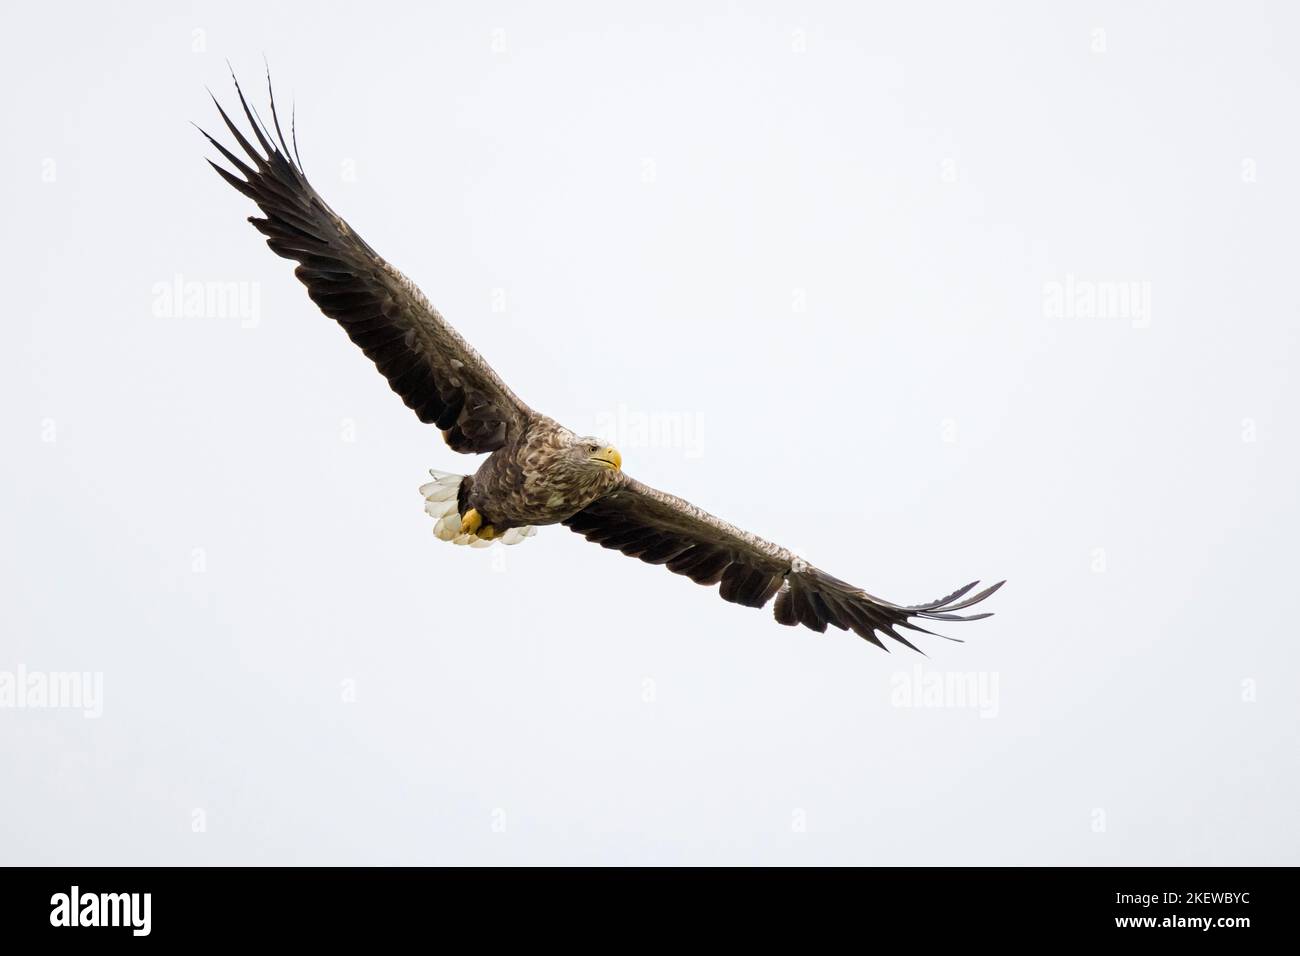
[3,1,1297,864]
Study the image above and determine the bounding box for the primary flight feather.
[199,72,1003,652]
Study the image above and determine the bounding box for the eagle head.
[572,437,622,473]
[542,435,623,513]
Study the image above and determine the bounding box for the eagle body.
[201,73,1002,652]
[458,418,622,532]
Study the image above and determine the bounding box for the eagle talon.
[460,508,482,536]
[478,525,496,540]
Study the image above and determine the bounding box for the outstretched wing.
[198,73,533,453]
[564,477,1003,652]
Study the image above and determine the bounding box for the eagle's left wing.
[564,477,1002,652]
[198,73,535,454]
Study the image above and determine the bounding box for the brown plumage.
[200,71,1003,652]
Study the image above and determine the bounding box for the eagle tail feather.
[420,470,536,547]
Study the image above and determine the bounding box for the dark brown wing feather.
[199,72,533,453]
[564,477,1003,653]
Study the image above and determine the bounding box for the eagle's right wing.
[199,73,533,454]
[565,476,1003,652]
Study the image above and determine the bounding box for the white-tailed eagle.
[199,73,1003,653]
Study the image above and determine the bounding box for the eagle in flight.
[199,73,1002,653]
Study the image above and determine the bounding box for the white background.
[3,1,1297,865]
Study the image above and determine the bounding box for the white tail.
[419,469,538,547]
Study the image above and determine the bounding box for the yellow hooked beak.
[589,446,622,471]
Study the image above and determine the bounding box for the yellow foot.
[477,525,496,540]
[460,508,482,536]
